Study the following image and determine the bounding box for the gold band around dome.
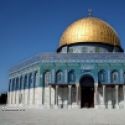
[59,17,120,47]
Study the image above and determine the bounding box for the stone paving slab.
[0,108,125,125]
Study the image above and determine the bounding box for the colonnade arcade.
[8,71,38,105]
[8,67,125,109]
[48,78,125,109]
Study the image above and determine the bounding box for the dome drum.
[57,42,123,53]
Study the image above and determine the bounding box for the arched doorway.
[80,75,94,108]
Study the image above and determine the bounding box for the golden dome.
[59,17,120,47]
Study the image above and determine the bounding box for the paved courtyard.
[0,107,125,125]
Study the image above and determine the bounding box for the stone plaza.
[0,107,125,125]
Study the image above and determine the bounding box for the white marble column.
[27,74,30,105]
[54,86,56,106]
[19,76,22,105]
[24,76,28,105]
[115,85,119,109]
[76,84,79,107]
[14,79,17,105]
[68,85,72,108]
[102,85,105,108]
[22,76,25,105]
[29,72,35,106]
[49,85,51,108]
[94,85,98,109]
[55,85,58,108]
[42,87,45,105]
[32,72,36,105]
[16,78,20,105]
[14,79,16,105]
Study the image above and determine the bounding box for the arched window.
[44,71,51,86]
[98,70,106,83]
[68,70,75,83]
[56,70,63,83]
[111,70,119,83]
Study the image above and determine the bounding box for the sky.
[0,0,125,92]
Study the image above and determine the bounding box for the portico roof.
[9,53,125,73]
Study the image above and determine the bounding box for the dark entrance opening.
[80,75,94,108]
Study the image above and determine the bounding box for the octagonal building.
[7,14,125,109]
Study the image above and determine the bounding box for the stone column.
[14,79,16,105]
[54,86,56,106]
[49,85,51,108]
[22,76,25,105]
[19,77,22,105]
[35,71,42,106]
[28,73,33,106]
[115,85,119,109]
[32,72,36,105]
[102,85,105,108]
[94,85,98,109]
[68,85,72,108]
[14,79,17,105]
[76,84,79,107]
[55,85,58,108]
[27,74,30,105]
[16,77,20,105]
[42,87,45,105]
